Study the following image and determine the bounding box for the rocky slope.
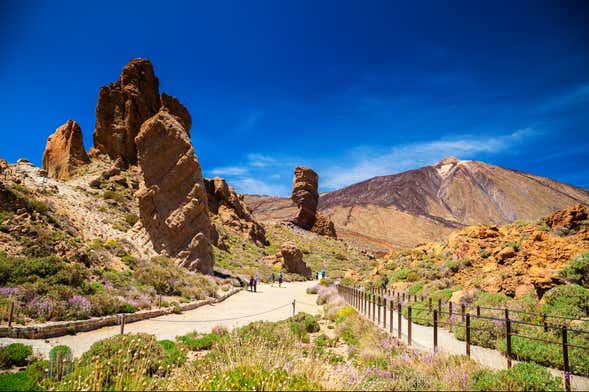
[247,157,589,251]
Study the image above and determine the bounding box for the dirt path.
[0,281,321,359]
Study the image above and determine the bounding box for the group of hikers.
[248,270,326,292]
[248,272,284,292]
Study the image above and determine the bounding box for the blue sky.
[1,0,588,195]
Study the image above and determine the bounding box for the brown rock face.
[93,58,161,165]
[311,212,337,237]
[204,177,267,246]
[545,204,589,230]
[291,166,319,230]
[135,109,213,274]
[290,166,336,237]
[42,120,90,179]
[161,93,192,135]
[279,242,312,278]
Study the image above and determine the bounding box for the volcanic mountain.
[245,157,589,251]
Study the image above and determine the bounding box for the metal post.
[377,296,381,325]
[562,326,570,392]
[476,305,480,316]
[466,313,471,357]
[543,315,548,333]
[407,306,412,345]
[372,294,376,322]
[449,301,453,319]
[389,301,393,334]
[429,297,432,310]
[368,291,371,319]
[159,295,162,308]
[292,299,296,316]
[120,314,125,335]
[397,292,400,303]
[383,298,387,329]
[438,299,442,313]
[433,309,438,351]
[505,310,512,368]
[402,292,405,302]
[397,302,402,340]
[8,302,14,327]
[461,304,465,323]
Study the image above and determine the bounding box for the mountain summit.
[247,158,589,251]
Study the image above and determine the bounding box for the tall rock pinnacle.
[42,120,90,179]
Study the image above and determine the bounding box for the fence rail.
[337,284,589,392]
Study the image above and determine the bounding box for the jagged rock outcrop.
[135,109,213,274]
[204,177,267,246]
[291,166,319,230]
[93,58,161,165]
[290,166,336,237]
[545,204,589,231]
[42,120,90,179]
[161,93,192,135]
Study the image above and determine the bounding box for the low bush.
[560,252,589,288]
[471,362,563,391]
[0,343,33,369]
[178,332,220,351]
[158,339,186,367]
[197,366,321,391]
[540,284,589,319]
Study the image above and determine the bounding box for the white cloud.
[231,177,290,196]
[321,128,535,190]
[209,166,249,176]
[540,83,589,112]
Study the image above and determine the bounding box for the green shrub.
[102,190,125,202]
[408,282,424,295]
[0,343,33,369]
[0,371,43,391]
[178,332,220,351]
[480,248,491,258]
[445,260,461,273]
[198,366,321,391]
[124,213,139,226]
[560,252,589,288]
[49,345,72,380]
[471,363,563,391]
[158,340,186,366]
[540,284,589,319]
[537,220,551,232]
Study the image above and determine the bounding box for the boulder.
[497,246,516,261]
[279,242,311,278]
[311,212,336,237]
[545,204,589,231]
[135,109,213,274]
[93,58,161,165]
[204,177,268,246]
[42,120,90,179]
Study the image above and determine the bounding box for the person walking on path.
[269,272,275,286]
[315,271,319,280]
[278,272,283,288]
[254,274,259,292]
[321,270,326,279]
[248,276,254,292]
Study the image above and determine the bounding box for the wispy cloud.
[321,128,536,190]
[539,83,589,112]
[230,178,290,196]
[209,166,249,176]
[237,110,263,133]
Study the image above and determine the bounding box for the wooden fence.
[337,285,589,392]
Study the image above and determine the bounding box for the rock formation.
[262,241,312,278]
[204,177,268,246]
[135,109,213,274]
[42,120,90,179]
[161,93,192,135]
[290,166,336,237]
[545,204,589,231]
[93,58,161,165]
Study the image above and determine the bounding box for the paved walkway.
[360,301,589,391]
[0,281,320,359]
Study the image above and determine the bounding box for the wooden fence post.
[377,296,381,325]
[433,309,438,351]
[292,299,296,316]
[397,302,402,340]
[429,297,432,311]
[461,304,465,323]
[372,294,376,322]
[407,306,412,346]
[449,301,453,320]
[8,302,14,327]
[476,305,480,316]
[120,314,125,335]
[438,299,442,313]
[562,326,570,392]
[505,308,512,368]
[466,313,471,357]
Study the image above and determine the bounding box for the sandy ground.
[0,281,321,359]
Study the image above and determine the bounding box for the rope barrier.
[144,302,292,323]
